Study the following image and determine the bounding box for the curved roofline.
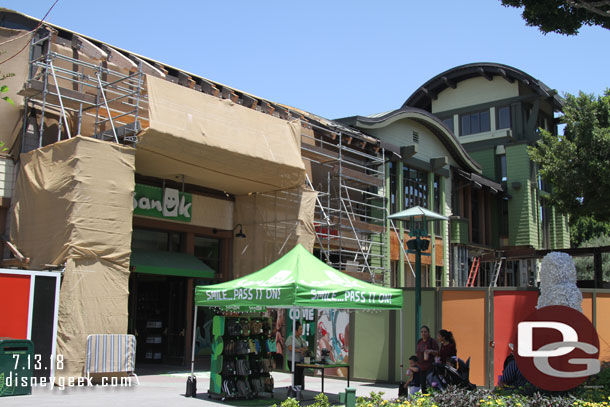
[351,107,482,174]
[403,62,564,111]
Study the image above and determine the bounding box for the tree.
[529,89,610,223]
[570,215,610,247]
[573,234,610,281]
[501,0,610,35]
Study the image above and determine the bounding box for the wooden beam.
[430,156,448,170]
[331,165,384,187]
[498,68,514,83]
[275,105,288,119]
[442,76,456,89]
[0,258,30,268]
[71,35,107,61]
[261,101,275,115]
[221,87,238,102]
[477,67,493,81]
[1,238,27,262]
[199,78,220,97]
[129,55,166,78]
[242,94,258,109]
[153,62,169,76]
[101,45,137,71]
[400,144,418,159]
[178,72,196,89]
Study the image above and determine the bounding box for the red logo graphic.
[514,305,600,391]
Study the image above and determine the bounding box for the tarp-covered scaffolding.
[10,136,136,378]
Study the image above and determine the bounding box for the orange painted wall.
[0,274,31,339]
[597,293,610,362]
[582,292,593,323]
[441,290,487,386]
[492,291,538,384]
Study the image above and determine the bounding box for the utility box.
[0,339,34,397]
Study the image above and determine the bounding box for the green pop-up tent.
[189,244,404,388]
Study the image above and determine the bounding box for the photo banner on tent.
[317,309,349,378]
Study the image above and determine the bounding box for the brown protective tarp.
[0,28,33,156]
[137,75,305,195]
[232,187,317,278]
[10,136,135,378]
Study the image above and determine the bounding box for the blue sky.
[4,1,609,119]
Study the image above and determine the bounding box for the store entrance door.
[129,274,187,365]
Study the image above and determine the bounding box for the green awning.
[130,249,215,279]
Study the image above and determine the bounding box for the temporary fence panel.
[0,269,61,379]
[491,290,538,385]
[440,290,487,387]
[597,293,610,361]
[352,310,391,381]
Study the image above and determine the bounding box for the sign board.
[133,184,192,222]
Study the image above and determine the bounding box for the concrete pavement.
[1,366,399,406]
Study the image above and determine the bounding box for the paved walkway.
[1,367,399,406]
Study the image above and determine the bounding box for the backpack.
[249,358,263,374]
[266,338,277,353]
[226,319,241,336]
[222,378,237,397]
[236,379,252,398]
[250,376,265,394]
[224,339,235,356]
[236,339,250,355]
[236,359,250,376]
[223,360,236,375]
[239,318,250,336]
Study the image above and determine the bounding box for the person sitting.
[404,355,421,398]
[498,344,529,388]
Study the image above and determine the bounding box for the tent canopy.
[388,206,448,221]
[194,244,402,310]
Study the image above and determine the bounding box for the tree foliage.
[501,0,610,35]
[573,234,610,280]
[529,89,610,224]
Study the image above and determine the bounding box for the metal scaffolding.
[301,124,389,283]
[19,29,147,152]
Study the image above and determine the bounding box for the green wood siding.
[451,217,470,244]
[468,149,496,180]
[506,144,538,248]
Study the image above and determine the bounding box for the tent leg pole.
[291,306,296,388]
[400,308,403,382]
[190,303,198,376]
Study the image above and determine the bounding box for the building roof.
[337,107,482,174]
[403,62,564,112]
[0,8,382,154]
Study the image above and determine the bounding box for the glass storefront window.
[194,236,220,272]
[132,228,183,252]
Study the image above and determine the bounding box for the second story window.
[496,106,511,129]
[460,110,490,136]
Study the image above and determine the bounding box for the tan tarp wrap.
[0,28,33,156]
[232,187,317,278]
[10,136,135,378]
[137,75,305,195]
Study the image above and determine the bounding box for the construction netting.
[0,27,33,156]
[10,136,135,378]
[137,74,305,195]
[232,187,318,279]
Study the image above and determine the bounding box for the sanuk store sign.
[133,184,192,222]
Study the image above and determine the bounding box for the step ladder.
[466,257,480,287]
[490,257,505,287]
